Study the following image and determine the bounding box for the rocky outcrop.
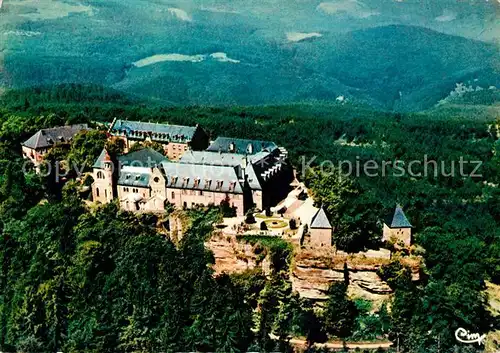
[205,233,271,275]
[206,234,420,307]
[292,251,394,303]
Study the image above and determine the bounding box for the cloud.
[133,54,205,67]
[133,53,240,67]
[317,0,379,19]
[209,53,240,63]
[3,30,42,37]
[167,8,192,22]
[286,32,322,42]
[12,0,92,21]
[435,9,457,22]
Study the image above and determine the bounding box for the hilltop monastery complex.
[21,120,412,249]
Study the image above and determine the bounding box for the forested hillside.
[2,0,499,111]
[0,85,499,352]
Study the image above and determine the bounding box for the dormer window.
[183,177,189,187]
[135,175,141,181]
[229,181,236,192]
[205,179,212,189]
[216,180,223,190]
[171,176,178,185]
[194,177,201,188]
[229,142,236,153]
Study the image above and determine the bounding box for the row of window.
[95,188,108,198]
[171,145,189,151]
[123,187,140,193]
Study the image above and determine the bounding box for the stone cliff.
[206,233,421,307]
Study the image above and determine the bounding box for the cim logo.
[455,327,486,346]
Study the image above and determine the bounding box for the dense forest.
[0,84,499,352]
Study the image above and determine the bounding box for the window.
[153,176,160,183]
[105,189,108,198]
[97,171,105,179]
[96,188,100,197]
[171,191,175,199]
[198,190,203,196]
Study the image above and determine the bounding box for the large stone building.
[382,205,413,247]
[92,127,291,216]
[92,147,245,215]
[107,119,209,160]
[179,138,292,210]
[309,207,333,248]
[22,124,88,168]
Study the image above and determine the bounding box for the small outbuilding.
[310,207,333,248]
[383,204,412,247]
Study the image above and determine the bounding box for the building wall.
[92,168,114,204]
[166,188,245,216]
[252,190,263,211]
[22,146,48,167]
[382,224,411,247]
[140,195,166,212]
[164,142,189,160]
[310,228,332,248]
[113,135,190,161]
[117,185,150,201]
[150,168,167,199]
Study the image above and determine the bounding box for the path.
[271,334,393,351]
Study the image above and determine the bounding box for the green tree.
[323,282,358,339]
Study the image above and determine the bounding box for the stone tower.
[310,207,333,248]
[383,204,412,247]
[92,149,114,204]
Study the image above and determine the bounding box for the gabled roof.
[23,124,88,149]
[310,207,332,229]
[179,151,246,167]
[179,151,276,191]
[206,137,278,155]
[385,205,412,228]
[118,148,168,167]
[94,148,167,169]
[160,161,244,194]
[118,172,151,188]
[93,149,108,168]
[109,120,197,143]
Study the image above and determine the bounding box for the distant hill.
[294,25,499,111]
[115,25,499,111]
[2,21,498,111]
